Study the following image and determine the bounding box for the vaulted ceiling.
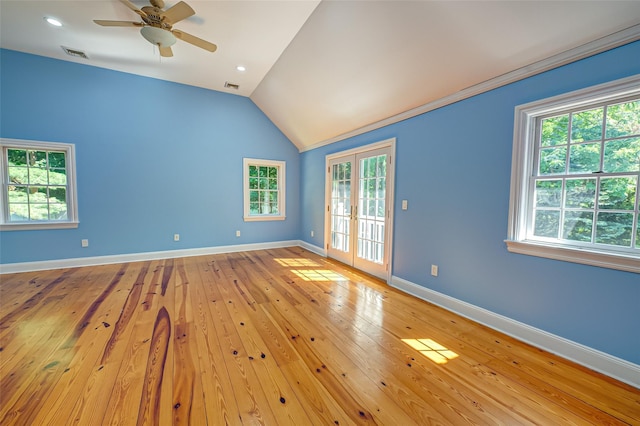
[2,1,640,151]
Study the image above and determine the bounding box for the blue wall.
[0,49,300,263]
[301,41,640,365]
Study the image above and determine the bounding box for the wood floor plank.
[55,264,142,426]
[1,248,638,425]
[0,269,68,313]
[278,357,357,426]
[154,259,177,426]
[221,255,364,424]
[98,261,163,426]
[189,257,243,426]
[219,252,325,424]
[216,259,325,425]
[0,263,134,425]
[290,282,534,424]
[31,261,155,425]
[170,258,206,425]
[280,286,512,423]
[203,256,281,425]
[251,283,438,424]
[0,267,87,353]
[259,295,383,424]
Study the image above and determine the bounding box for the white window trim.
[0,138,79,231]
[243,158,286,222]
[506,74,640,274]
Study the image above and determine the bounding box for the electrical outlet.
[81,239,89,248]
[431,264,438,277]
[174,234,180,242]
[236,230,241,237]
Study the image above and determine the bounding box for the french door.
[326,142,395,280]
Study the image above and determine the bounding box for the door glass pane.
[331,161,351,253]
[357,154,387,264]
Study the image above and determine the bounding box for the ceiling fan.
[94,0,217,57]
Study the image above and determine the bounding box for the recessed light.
[45,17,62,27]
[236,65,246,72]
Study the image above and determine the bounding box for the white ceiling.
[2,1,640,151]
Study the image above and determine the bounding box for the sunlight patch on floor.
[291,269,347,282]
[402,338,459,364]
[274,258,321,267]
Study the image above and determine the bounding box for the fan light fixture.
[45,17,62,27]
[93,0,217,57]
[140,26,176,47]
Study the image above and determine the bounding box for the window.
[507,75,640,273]
[243,158,285,221]
[1,139,78,230]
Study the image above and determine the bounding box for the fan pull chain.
[152,43,161,64]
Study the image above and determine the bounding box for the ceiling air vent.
[61,46,88,59]
[224,82,240,90]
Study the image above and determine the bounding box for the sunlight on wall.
[274,258,321,267]
[402,338,459,364]
[291,269,347,282]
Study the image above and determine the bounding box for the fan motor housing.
[141,6,169,29]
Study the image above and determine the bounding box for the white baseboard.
[390,275,640,389]
[298,240,326,257]
[0,240,301,274]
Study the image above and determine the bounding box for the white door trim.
[325,138,396,282]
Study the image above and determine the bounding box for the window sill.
[505,240,639,274]
[243,215,286,222]
[0,221,79,231]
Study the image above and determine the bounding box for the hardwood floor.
[1,247,638,425]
